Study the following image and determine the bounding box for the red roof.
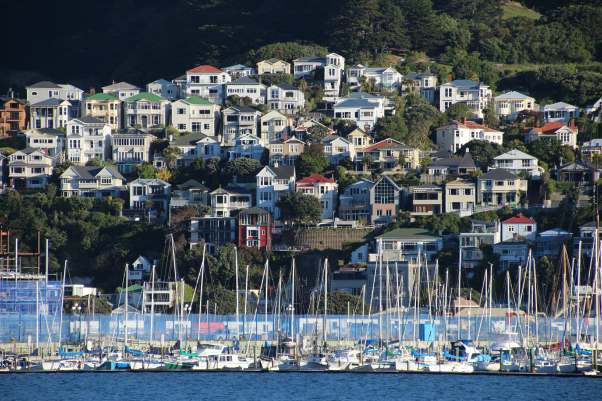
[457,120,500,133]
[187,65,223,74]
[502,214,536,225]
[363,138,404,152]
[297,174,336,185]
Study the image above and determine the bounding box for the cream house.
[494,91,536,121]
[124,93,170,130]
[257,59,291,75]
[171,96,220,136]
[477,169,527,207]
[60,165,125,198]
[260,110,292,145]
[444,178,475,215]
[8,148,54,188]
[268,136,305,167]
[83,93,122,131]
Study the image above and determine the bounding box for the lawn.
[502,1,541,20]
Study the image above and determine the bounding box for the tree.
[162,147,182,169]
[277,192,323,225]
[224,157,262,181]
[445,102,473,121]
[247,41,328,63]
[295,144,329,177]
[136,163,157,179]
[458,140,506,168]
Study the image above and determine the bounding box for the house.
[171,96,220,136]
[370,176,401,225]
[221,105,261,146]
[494,91,536,121]
[322,135,354,164]
[101,82,140,101]
[26,81,83,105]
[477,169,527,207]
[190,216,236,253]
[403,72,438,104]
[111,130,156,173]
[338,178,373,223]
[227,133,265,160]
[293,53,345,98]
[292,118,335,140]
[581,138,602,160]
[493,240,530,270]
[257,59,291,75]
[210,187,253,217]
[438,79,492,119]
[146,79,178,101]
[0,97,27,136]
[222,64,256,79]
[525,121,578,148]
[129,256,153,282]
[185,64,231,103]
[501,214,537,242]
[29,98,75,129]
[410,185,443,215]
[225,76,266,104]
[573,221,597,259]
[169,179,210,211]
[295,174,338,220]
[266,84,305,115]
[330,265,368,296]
[60,165,125,198]
[346,128,373,151]
[8,148,53,188]
[267,136,305,167]
[23,128,65,159]
[355,138,420,172]
[256,165,296,220]
[238,207,272,251]
[65,116,112,165]
[260,110,292,145]
[436,120,503,153]
[128,178,172,221]
[444,178,476,215]
[169,132,221,166]
[333,93,385,132]
[556,161,600,186]
[459,219,501,271]
[492,149,541,178]
[123,92,170,130]
[543,102,580,123]
[369,228,443,302]
[534,228,572,259]
[426,153,477,181]
[82,93,122,131]
[346,65,403,90]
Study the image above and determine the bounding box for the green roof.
[183,96,212,105]
[85,93,119,101]
[124,92,165,103]
[377,228,439,241]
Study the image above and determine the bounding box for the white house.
[494,91,536,121]
[260,110,291,145]
[210,187,253,217]
[169,132,221,166]
[333,93,386,132]
[346,65,403,90]
[526,121,578,148]
[130,256,153,282]
[60,165,125,198]
[225,76,266,104]
[543,102,580,123]
[185,64,231,104]
[293,53,345,98]
[29,98,76,129]
[147,79,179,101]
[322,135,354,164]
[123,93,170,130]
[222,64,256,79]
[295,173,338,220]
[501,214,537,242]
[256,165,296,220]
[221,105,261,146]
[171,96,220,136]
[8,148,53,188]
[23,128,65,159]
[66,116,112,165]
[439,79,492,119]
[266,84,305,115]
[102,81,140,101]
[227,133,265,160]
[436,120,503,153]
[492,149,541,178]
[26,81,83,104]
[128,178,172,219]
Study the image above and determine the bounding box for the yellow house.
[257,58,291,75]
[83,93,122,131]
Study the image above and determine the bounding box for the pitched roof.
[130,178,170,186]
[494,149,536,161]
[363,138,409,152]
[75,115,106,125]
[480,169,518,180]
[181,96,213,105]
[228,76,261,85]
[271,165,295,180]
[85,93,119,101]
[377,228,439,241]
[294,56,324,63]
[444,120,502,133]
[227,105,258,113]
[430,153,476,169]
[124,92,165,103]
[239,207,271,216]
[262,58,289,64]
[277,83,296,90]
[30,98,67,107]
[27,81,60,89]
[223,64,251,70]
[102,81,140,91]
[502,214,536,225]
[543,101,577,110]
[530,121,576,135]
[187,65,223,74]
[297,173,336,185]
[171,132,212,146]
[65,165,124,180]
[494,91,533,101]
[178,179,208,191]
[445,79,482,88]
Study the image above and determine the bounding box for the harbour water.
[3,372,602,401]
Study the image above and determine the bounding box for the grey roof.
[228,76,261,85]
[223,64,251,70]
[30,98,66,107]
[447,79,482,88]
[480,169,518,180]
[405,72,435,80]
[430,153,476,169]
[494,91,533,100]
[69,165,124,180]
[229,105,259,113]
[171,132,211,146]
[238,207,271,216]
[277,83,297,91]
[494,149,536,161]
[294,56,324,63]
[543,101,577,110]
[102,81,140,91]
[28,81,60,89]
[37,128,66,137]
[377,228,440,241]
[178,179,208,191]
[335,98,377,109]
[271,165,295,180]
[76,115,106,125]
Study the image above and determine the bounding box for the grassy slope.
[501,1,541,20]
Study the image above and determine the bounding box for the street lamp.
[72,303,82,344]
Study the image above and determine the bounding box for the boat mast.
[150,265,155,344]
[324,258,328,346]
[125,263,129,350]
[244,264,249,340]
[291,258,295,342]
[235,247,240,339]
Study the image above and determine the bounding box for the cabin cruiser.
[327,348,361,371]
[192,343,251,370]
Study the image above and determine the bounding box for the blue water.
[3,372,602,401]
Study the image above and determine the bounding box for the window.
[177,108,185,115]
